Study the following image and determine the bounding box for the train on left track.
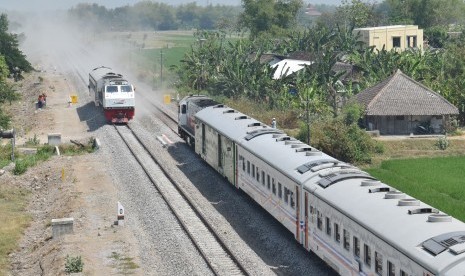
[178,94,465,276]
[88,66,135,123]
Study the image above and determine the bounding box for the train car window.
[375,252,383,275]
[326,217,331,236]
[317,211,322,230]
[181,104,187,114]
[364,244,371,267]
[400,269,407,276]
[354,236,360,257]
[284,187,289,204]
[290,191,295,209]
[247,161,250,175]
[387,261,395,276]
[256,168,260,182]
[267,175,270,190]
[272,179,276,195]
[334,223,340,243]
[121,85,133,92]
[242,157,245,172]
[106,85,118,92]
[252,164,255,178]
[278,183,282,199]
[343,229,350,251]
[261,172,265,186]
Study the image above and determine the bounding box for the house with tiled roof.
[355,70,459,135]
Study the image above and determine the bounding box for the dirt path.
[3,67,143,275]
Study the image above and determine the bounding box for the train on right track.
[178,94,465,276]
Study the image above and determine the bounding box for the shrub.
[436,136,449,150]
[305,116,383,164]
[65,255,83,274]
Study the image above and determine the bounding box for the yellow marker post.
[70,95,78,104]
[163,95,171,104]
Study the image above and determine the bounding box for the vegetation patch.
[0,186,31,275]
[366,156,465,222]
[109,251,139,273]
[65,255,84,274]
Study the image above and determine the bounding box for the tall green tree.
[0,14,33,80]
[239,0,303,38]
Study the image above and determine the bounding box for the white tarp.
[271,59,312,79]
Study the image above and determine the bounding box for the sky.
[0,0,343,12]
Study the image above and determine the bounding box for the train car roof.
[180,95,219,108]
[306,175,465,274]
[195,104,465,275]
[89,66,124,82]
[195,105,343,184]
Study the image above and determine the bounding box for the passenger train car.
[88,66,135,123]
[178,95,465,276]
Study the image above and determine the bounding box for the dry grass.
[0,187,31,275]
[366,136,465,168]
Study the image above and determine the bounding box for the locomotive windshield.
[106,86,118,93]
[121,85,133,92]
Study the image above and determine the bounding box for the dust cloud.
[8,7,165,121]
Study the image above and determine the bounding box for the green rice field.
[366,156,465,222]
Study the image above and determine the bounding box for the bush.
[305,116,383,164]
[65,255,84,274]
[436,136,449,150]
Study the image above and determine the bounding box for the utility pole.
[160,49,163,88]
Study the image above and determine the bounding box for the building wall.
[354,25,423,52]
[365,115,444,135]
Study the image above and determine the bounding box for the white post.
[117,202,125,226]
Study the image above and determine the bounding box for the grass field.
[366,155,465,222]
[0,186,31,275]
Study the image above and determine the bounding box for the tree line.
[0,14,33,129]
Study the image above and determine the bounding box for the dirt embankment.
[2,68,142,275]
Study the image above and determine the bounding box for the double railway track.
[114,124,250,276]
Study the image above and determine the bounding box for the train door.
[304,192,309,249]
[217,134,223,174]
[178,103,187,129]
[295,186,301,243]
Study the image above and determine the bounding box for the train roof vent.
[408,208,439,215]
[296,147,312,152]
[272,134,286,138]
[284,140,300,145]
[223,109,237,114]
[244,129,282,141]
[422,231,465,256]
[291,144,306,148]
[213,104,225,108]
[450,242,465,255]
[318,170,375,188]
[306,151,322,156]
[247,122,262,127]
[398,198,420,206]
[235,115,249,120]
[361,180,381,187]
[384,191,405,199]
[276,136,291,141]
[428,214,452,223]
[297,159,336,174]
[369,187,392,193]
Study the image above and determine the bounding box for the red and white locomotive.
[88,66,135,123]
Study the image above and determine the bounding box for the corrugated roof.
[355,70,459,116]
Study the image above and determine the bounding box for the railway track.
[114,123,250,276]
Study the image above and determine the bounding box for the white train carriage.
[302,171,465,276]
[88,66,135,123]
[193,102,465,276]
